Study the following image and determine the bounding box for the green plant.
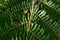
[0,0,60,40]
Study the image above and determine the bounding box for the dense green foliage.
[0,0,60,40]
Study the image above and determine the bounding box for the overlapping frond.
[0,0,60,40]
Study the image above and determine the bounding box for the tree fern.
[0,0,60,40]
